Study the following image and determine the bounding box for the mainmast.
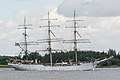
[39,12,59,66]
[24,18,28,60]
[73,10,78,64]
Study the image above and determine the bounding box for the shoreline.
[0,65,11,68]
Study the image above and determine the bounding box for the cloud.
[0,21,2,24]
[53,0,120,52]
[0,4,60,56]
[57,0,120,17]
[1,0,120,56]
[48,11,120,52]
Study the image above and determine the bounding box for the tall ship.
[8,11,112,71]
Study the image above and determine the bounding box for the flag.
[15,42,20,46]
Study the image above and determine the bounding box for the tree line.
[0,49,120,67]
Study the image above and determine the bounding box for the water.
[0,68,120,80]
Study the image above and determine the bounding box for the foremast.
[18,17,33,60]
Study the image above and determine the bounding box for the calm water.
[0,68,120,80]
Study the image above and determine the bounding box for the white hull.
[9,57,113,71]
[9,62,97,71]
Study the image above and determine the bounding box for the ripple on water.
[0,68,120,80]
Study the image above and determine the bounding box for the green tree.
[0,57,7,65]
[29,52,42,63]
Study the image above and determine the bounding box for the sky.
[0,0,120,56]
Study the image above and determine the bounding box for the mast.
[18,17,32,60]
[73,10,78,64]
[24,18,28,60]
[48,12,52,66]
[64,10,90,65]
[39,12,59,66]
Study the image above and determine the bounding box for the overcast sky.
[0,0,120,56]
[57,0,120,17]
